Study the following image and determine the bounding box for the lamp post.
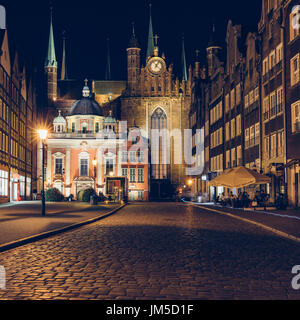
[179,88,183,187]
[38,129,48,216]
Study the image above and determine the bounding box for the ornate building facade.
[46,83,149,201]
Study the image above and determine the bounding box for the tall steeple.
[128,22,140,48]
[45,5,58,103]
[127,22,141,96]
[206,20,222,78]
[207,21,219,49]
[61,31,68,80]
[45,6,57,69]
[105,38,112,80]
[181,34,188,81]
[146,3,154,59]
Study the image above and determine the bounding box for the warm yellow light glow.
[92,159,97,166]
[38,129,48,140]
[188,179,193,186]
[109,171,114,177]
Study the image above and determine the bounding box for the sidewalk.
[0,201,122,249]
[188,201,300,241]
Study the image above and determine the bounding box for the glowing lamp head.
[188,180,193,186]
[38,129,48,140]
[92,159,97,166]
[109,171,114,177]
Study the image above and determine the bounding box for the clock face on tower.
[147,57,166,75]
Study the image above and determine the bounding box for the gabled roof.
[0,29,11,75]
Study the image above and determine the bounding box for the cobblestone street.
[0,203,300,300]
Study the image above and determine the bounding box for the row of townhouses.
[189,0,300,207]
[0,30,38,203]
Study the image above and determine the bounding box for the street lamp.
[179,88,183,187]
[38,129,48,216]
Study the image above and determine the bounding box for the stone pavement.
[0,202,299,300]
[192,203,300,240]
[0,201,120,247]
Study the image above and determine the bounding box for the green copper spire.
[45,7,57,68]
[181,34,188,81]
[146,3,154,59]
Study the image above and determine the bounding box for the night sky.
[2,0,262,82]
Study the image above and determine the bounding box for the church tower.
[121,4,192,200]
[45,7,58,103]
[126,23,141,96]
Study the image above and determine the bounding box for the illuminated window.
[55,159,63,175]
[291,54,300,86]
[137,168,144,183]
[290,8,300,42]
[277,87,283,114]
[122,168,128,177]
[263,57,269,75]
[292,100,300,132]
[129,168,136,183]
[263,96,270,121]
[80,159,88,176]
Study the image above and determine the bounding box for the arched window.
[151,108,168,180]
[81,122,88,133]
[151,107,167,130]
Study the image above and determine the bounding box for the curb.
[0,204,126,254]
[187,203,300,244]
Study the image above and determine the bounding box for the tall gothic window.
[151,107,168,180]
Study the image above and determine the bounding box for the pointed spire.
[181,34,188,81]
[195,49,200,62]
[61,31,68,80]
[45,5,57,68]
[207,19,220,49]
[128,22,140,48]
[146,3,154,59]
[105,38,112,80]
[132,21,136,38]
